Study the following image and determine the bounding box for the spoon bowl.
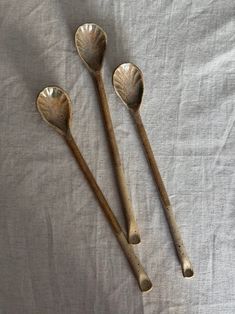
[36,86,71,136]
[113,63,144,111]
[75,23,107,72]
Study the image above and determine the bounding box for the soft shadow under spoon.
[36,86,152,292]
[75,24,141,244]
[113,63,194,278]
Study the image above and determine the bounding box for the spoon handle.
[132,110,193,278]
[65,131,152,292]
[93,72,140,245]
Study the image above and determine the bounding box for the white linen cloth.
[0,0,234,313]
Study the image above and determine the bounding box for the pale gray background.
[0,0,235,313]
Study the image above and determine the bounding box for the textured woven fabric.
[0,0,235,313]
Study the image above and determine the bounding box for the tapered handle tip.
[128,233,141,245]
[128,223,141,244]
[182,260,194,278]
[183,267,194,278]
[139,277,153,292]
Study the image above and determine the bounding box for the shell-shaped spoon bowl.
[113,63,144,111]
[75,23,107,72]
[36,86,72,136]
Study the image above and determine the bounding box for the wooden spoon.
[113,63,194,278]
[75,24,141,244]
[36,86,153,292]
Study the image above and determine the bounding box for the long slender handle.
[93,72,140,244]
[65,131,152,291]
[132,110,193,277]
